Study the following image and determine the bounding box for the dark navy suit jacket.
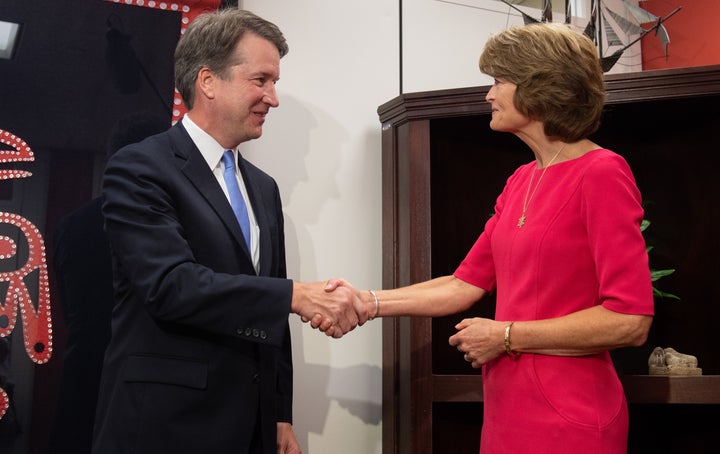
[92,121,294,454]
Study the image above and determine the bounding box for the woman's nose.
[485,86,495,102]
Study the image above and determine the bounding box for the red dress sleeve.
[581,153,654,315]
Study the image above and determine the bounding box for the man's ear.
[196,67,216,100]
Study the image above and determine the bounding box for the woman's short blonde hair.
[479,23,605,142]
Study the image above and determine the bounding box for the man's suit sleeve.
[102,140,293,349]
[271,185,293,422]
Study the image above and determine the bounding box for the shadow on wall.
[327,362,382,425]
[290,319,382,451]
[243,94,382,452]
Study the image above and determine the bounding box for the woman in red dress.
[325,23,654,453]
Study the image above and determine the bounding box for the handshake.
[291,279,378,339]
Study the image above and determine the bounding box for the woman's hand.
[449,317,506,368]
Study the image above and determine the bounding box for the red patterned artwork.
[0,130,52,420]
[0,0,223,422]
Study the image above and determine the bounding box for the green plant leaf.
[651,269,675,281]
[653,287,681,300]
[642,213,680,302]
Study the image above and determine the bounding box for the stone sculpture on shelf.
[648,347,702,376]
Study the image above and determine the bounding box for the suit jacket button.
[244,327,252,337]
[252,329,260,338]
[260,330,267,340]
[252,373,260,384]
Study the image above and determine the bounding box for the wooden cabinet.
[378,65,720,454]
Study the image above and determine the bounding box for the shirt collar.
[181,114,234,170]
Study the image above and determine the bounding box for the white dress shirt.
[181,115,260,273]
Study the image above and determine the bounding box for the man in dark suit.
[50,111,168,454]
[92,9,366,454]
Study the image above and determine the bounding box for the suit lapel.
[237,157,273,277]
[168,124,253,260]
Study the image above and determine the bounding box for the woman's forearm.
[370,275,487,318]
[506,306,652,356]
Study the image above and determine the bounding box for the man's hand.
[277,422,301,454]
[291,279,367,338]
[324,278,377,325]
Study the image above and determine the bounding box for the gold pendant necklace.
[517,144,566,228]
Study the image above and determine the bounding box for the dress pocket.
[531,353,624,428]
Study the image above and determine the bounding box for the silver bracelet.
[368,290,379,320]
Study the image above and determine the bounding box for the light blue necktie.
[222,150,251,251]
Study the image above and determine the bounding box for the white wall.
[403,0,641,93]
[239,1,644,453]
[402,0,520,91]
[241,1,397,452]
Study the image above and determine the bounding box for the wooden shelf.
[621,375,720,404]
[378,64,720,125]
[429,374,720,405]
[431,375,483,402]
